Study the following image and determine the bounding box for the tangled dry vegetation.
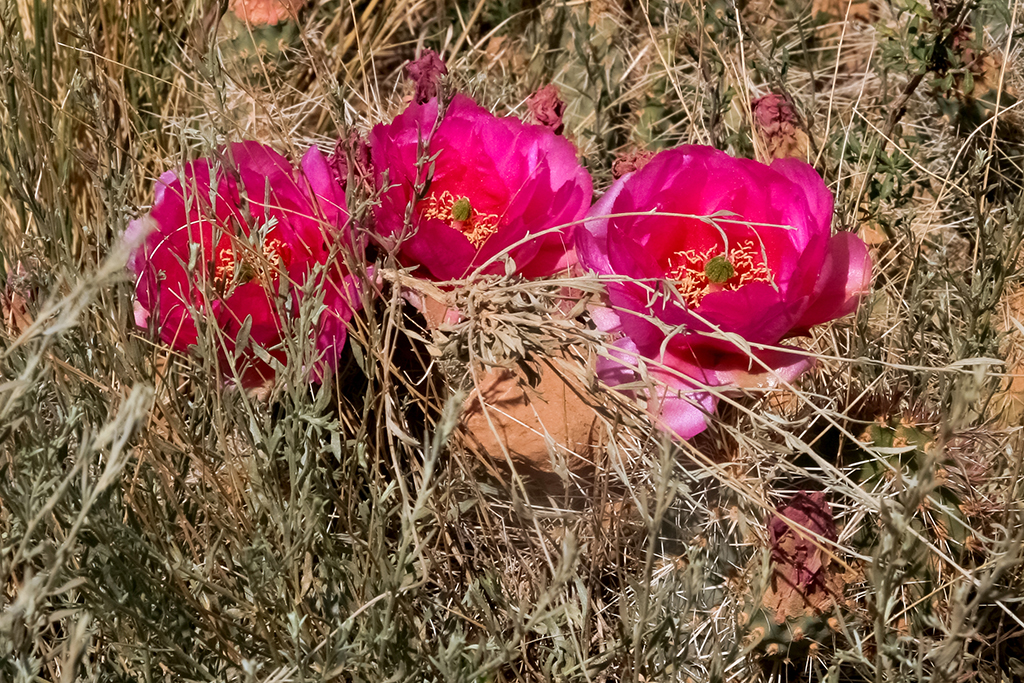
[1,0,1024,680]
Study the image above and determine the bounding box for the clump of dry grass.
[1,0,1023,680]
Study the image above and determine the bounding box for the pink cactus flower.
[127,142,358,388]
[368,94,593,281]
[577,145,872,439]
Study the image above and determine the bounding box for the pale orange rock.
[811,0,875,23]
[420,292,460,329]
[858,223,889,245]
[3,286,32,338]
[228,0,303,26]
[461,359,601,477]
[399,284,460,329]
[997,287,1024,425]
[975,51,1018,99]
[810,0,876,74]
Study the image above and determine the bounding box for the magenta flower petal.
[665,340,814,391]
[128,142,360,388]
[301,145,348,230]
[369,94,592,281]
[595,336,644,390]
[577,177,625,276]
[310,269,363,381]
[793,231,873,333]
[215,281,281,347]
[595,336,717,439]
[691,282,793,344]
[769,157,834,239]
[578,145,872,439]
[652,387,718,441]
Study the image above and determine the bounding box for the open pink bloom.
[368,94,593,281]
[577,145,871,439]
[127,142,358,388]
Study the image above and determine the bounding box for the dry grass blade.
[1,0,1024,681]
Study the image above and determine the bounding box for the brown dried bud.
[611,149,655,179]
[405,49,448,105]
[768,491,837,589]
[328,131,372,191]
[527,84,567,135]
[751,93,809,159]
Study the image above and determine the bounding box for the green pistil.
[451,197,472,222]
[704,255,735,284]
[237,260,258,284]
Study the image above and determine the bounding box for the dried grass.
[1,0,1023,680]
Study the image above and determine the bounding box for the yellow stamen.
[421,190,500,248]
[213,236,289,290]
[667,239,772,308]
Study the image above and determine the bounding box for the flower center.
[703,255,735,283]
[666,239,772,308]
[213,235,290,292]
[421,190,500,248]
